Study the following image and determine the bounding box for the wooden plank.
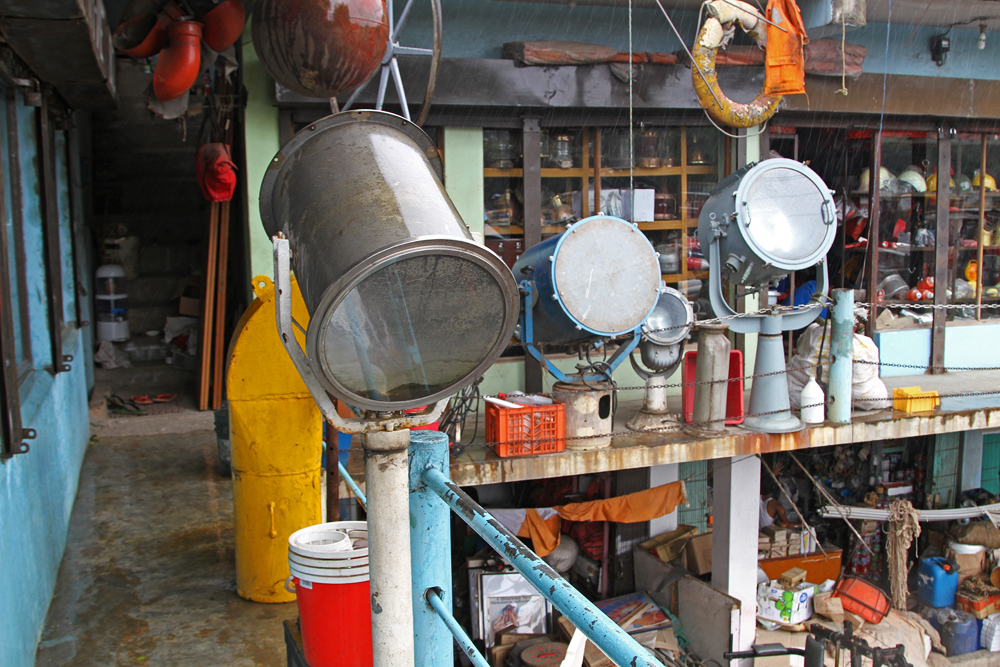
[211,200,231,410]
[198,202,219,411]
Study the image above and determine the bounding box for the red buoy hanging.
[153,20,203,101]
[251,0,389,98]
[202,0,245,52]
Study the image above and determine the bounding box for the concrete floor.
[36,364,295,666]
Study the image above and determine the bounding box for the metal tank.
[252,0,389,98]
[260,110,519,412]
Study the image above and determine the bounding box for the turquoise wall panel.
[0,89,91,667]
[983,435,1000,496]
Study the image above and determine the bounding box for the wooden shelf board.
[484,168,523,178]
[541,168,589,178]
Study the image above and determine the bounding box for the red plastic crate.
[681,349,745,425]
[485,400,566,457]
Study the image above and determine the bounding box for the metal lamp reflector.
[261,111,519,411]
[699,158,836,287]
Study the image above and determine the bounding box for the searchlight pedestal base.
[626,375,682,432]
[741,313,804,434]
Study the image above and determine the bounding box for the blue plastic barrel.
[941,610,979,656]
[918,557,959,607]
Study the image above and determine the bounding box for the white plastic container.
[95,264,130,342]
[800,374,826,424]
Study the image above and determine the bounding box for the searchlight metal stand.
[273,237,446,667]
[703,226,829,434]
[519,280,640,383]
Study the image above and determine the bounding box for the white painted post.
[961,430,984,492]
[712,455,761,664]
[364,429,416,667]
[650,464,680,536]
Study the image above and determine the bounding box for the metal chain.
[453,400,834,452]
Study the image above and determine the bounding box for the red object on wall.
[153,20,203,102]
[251,0,389,98]
[196,144,238,202]
[202,0,245,52]
[115,12,169,57]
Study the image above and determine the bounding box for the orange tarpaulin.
[515,481,687,557]
[764,0,808,96]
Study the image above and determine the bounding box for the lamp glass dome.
[743,166,832,266]
[316,252,508,406]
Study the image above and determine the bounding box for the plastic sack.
[195,143,237,202]
[787,323,891,411]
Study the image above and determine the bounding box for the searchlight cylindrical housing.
[260,111,519,412]
[512,215,661,346]
[698,158,837,287]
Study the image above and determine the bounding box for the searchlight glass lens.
[318,254,506,404]
[744,167,830,264]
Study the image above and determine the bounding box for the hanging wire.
[628,0,635,217]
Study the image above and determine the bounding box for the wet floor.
[35,427,295,667]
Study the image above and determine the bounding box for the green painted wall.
[677,460,709,534]
[983,434,1000,496]
[242,27,281,295]
[443,127,484,239]
[930,433,961,506]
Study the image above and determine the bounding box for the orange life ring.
[692,4,781,129]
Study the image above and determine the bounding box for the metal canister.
[691,322,730,432]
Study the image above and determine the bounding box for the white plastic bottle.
[800,373,825,424]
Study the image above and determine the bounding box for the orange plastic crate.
[485,400,566,457]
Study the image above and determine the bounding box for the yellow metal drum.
[227,275,322,602]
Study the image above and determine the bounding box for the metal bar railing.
[338,460,367,510]
[426,589,491,667]
[421,466,661,667]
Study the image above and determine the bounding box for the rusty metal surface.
[252,0,388,99]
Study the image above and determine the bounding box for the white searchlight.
[698,158,836,433]
[261,111,520,413]
[260,110,520,667]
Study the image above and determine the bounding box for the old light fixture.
[514,214,661,447]
[627,286,694,431]
[261,110,519,667]
[698,157,836,433]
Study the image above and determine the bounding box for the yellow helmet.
[973,170,998,192]
[926,173,955,193]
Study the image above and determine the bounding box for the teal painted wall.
[677,460,709,534]
[930,433,961,507]
[984,434,1000,496]
[0,88,91,667]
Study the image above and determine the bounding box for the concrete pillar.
[961,430,984,492]
[712,455,761,656]
[649,464,680,536]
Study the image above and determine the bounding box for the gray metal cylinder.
[552,381,613,450]
[260,111,519,411]
[692,323,730,431]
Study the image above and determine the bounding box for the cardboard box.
[640,525,698,564]
[763,526,790,540]
[685,532,713,575]
[955,591,1000,619]
[757,580,816,625]
[780,568,807,588]
[946,549,986,584]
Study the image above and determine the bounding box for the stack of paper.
[981,612,1000,651]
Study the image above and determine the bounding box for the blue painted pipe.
[421,466,660,667]
[829,289,854,424]
[337,460,367,510]
[426,589,491,667]
[409,432,454,667]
